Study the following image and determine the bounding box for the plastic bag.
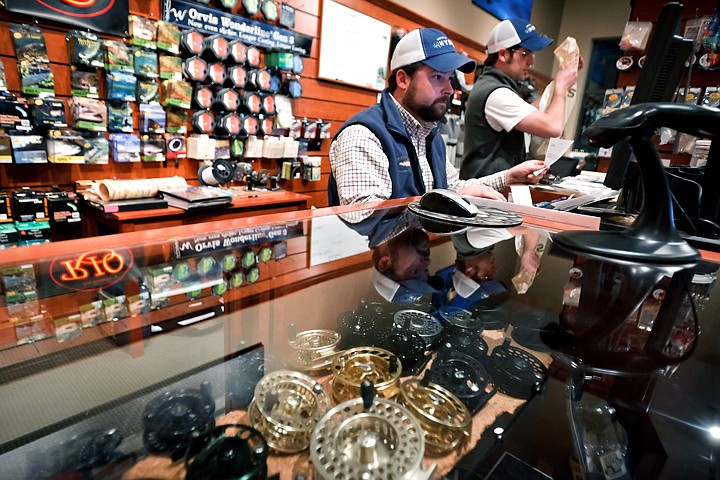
[528,37,579,159]
[619,21,653,51]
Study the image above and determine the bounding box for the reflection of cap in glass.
[452,228,513,260]
[373,269,439,304]
[486,18,553,54]
[391,28,476,73]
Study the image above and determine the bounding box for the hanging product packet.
[619,21,653,51]
[67,30,104,68]
[10,23,55,96]
[528,36,580,159]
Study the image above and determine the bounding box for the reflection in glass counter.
[0,199,717,479]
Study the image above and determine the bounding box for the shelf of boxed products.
[0,214,316,378]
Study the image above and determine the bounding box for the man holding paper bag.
[461,18,581,180]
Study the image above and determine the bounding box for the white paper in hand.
[534,137,574,175]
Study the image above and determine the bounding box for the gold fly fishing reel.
[398,376,471,455]
[311,381,436,480]
[247,370,330,453]
[331,347,402,403]
[287,324,342,373]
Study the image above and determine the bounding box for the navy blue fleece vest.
[327,90,448,206]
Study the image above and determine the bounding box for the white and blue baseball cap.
[390,28,476,73]
[486,18,553,54]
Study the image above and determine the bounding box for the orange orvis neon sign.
[51,248,134,291]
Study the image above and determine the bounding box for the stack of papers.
[550,177,619,211]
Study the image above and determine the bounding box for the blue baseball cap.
[486,18,553,54]
[391,28,476,74]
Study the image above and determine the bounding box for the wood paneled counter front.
[83,190,312,235]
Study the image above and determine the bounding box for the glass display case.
[0,200,718,480]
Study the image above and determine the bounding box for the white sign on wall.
[318,0,391,91]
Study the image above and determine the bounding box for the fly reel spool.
[437,306,484,332]
[331,347,402,403]
[427,350,496,415]
[488,339,547,400]
[398,377,471,455]
[393,309,443,349]
[142,381,216,454]
[311,381,436,480]
[247,370,330,453]
[185,423,268,480]
[287,325,341,372]
[439,329,489,359]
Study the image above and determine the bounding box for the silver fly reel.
[398,378,471,455]
[331,347,402,403]
[288,325,342,372]
[393,309,443,348]
[311,381,436,480]
[247,370,330,453]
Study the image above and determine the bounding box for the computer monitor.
[602,2,694,201]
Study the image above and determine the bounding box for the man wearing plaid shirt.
[328,28,545,207]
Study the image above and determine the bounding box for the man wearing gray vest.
[461,18,579,179]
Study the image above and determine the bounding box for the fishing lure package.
[166,108,188,134]
[162,79,192,109]
[107,71,138,102]
[10,135,47,164]
[159,54,183,80]
[129,15,157,49]
[82,132,109,164]
[137,79,160,104]
[10,23,55,96]
[156,21,181,54]
[70,97,107,131]
[108,102,134,132]
[46,129,84,164]
[139,103,166,134]
[104,40,135,73]
[31,97,67,128]
[134,49,159,78]
[141,134,166,162]
[70,69,100,98]
[67,30,104,68]
[109,133,141,162]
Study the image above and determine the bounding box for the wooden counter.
[83,190,312,235]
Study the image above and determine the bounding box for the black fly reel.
[488,339,547,400]
[226,349,265,410]
[184,423,268,480]
[375,324,428,375]
[438,329,489,359]
[436,306,486,335]
[336,308,380,350]
[393,309,443,349]
[427,349,496,415]
[143,381,216,454]
[54,428,125,473]
[509,310,557,353]
[470,302,511,331]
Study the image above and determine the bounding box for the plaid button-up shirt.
[330,94,507,206]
